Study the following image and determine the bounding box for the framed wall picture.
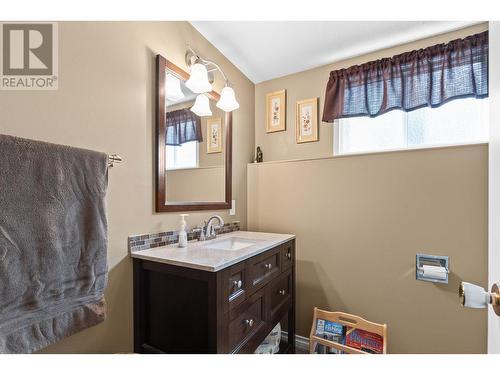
[266,89,286,133]
[207,117,222,154]
[296,97,319,143]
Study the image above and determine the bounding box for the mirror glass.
[164,71,226,203]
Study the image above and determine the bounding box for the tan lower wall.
[247,144,488,353]
[167,166,224,202]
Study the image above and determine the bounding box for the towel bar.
[108,154,122,167]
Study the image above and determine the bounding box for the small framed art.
[266,89,286,133]
[207,117,222,154]
[296,97,318,143]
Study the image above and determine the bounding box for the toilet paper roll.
[422,265,447,280]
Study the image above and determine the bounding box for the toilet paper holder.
[416,253,449,284]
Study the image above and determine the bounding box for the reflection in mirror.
[165,71,225,203]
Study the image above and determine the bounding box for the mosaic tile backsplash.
[128,221,241,252]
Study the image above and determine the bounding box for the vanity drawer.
[247,246,281,291]
[281,241,294,271]
[228,292,265,352]
[267,270,292,322]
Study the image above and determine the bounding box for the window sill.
[247,142,488,167]
[334,141,488,158]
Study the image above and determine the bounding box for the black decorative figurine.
[255,146,263,163]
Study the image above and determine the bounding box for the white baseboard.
[281,331,309,353]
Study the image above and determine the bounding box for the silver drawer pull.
[244,319,254,327]
[233,280,242,288]
[264,263,272,270]
[286,251,292,259]
[279,289,286,296]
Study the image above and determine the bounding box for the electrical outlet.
[229,200,236,215]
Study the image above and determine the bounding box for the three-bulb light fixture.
[165,48,240,117]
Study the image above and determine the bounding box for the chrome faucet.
[194,215,225,241]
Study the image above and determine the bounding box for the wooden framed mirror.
[155,54,232,212]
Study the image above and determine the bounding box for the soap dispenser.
[178,214,189,248]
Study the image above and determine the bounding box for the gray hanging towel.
[0,134,108,353]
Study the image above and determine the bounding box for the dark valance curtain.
[165,108,203,146]
[322,31,488,122]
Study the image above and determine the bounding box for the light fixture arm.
[185,46,240,113]
[186,47,230,86]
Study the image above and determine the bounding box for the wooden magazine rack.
[309,308,387,354]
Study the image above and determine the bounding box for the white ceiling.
[191,21,480,83]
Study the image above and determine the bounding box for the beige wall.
[254,23,488,162]
[248,144,488,353]
[0,21,255,353]
[167,166,224,202]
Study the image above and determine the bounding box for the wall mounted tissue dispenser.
[416,253,449,284]
[459,281,500,317]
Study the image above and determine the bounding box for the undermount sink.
[206,237,258,251]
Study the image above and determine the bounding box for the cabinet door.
[266,270,292,323]
[246,246,281,292]
[228,290,265,352]
[225,261,247,310]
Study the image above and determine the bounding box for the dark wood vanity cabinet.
[133,240,296,354]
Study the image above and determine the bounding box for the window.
[166,141,198,170]
[334,98,489,156]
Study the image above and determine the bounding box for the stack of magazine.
[313,318,383,354]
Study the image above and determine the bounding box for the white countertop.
[129,231,295,272]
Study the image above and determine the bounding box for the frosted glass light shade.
[165,74,185,102]
[190,94,212,117]
[216,86,240,112]
[186,63,212,94]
